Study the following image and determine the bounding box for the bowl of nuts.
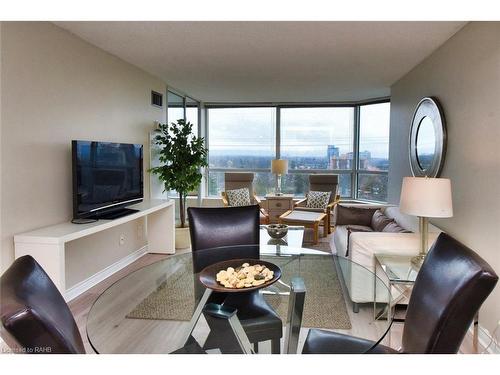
[266,224,289,239]
[199,259,282,292]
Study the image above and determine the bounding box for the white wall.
[388,22,500,332]
[0,22,166,287]
[0,22,3,273]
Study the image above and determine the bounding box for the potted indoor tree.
[149,119,208,249]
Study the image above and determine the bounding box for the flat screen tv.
[72,140,143,220]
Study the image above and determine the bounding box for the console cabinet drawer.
[268,200,292,210]
[269,210,287,222]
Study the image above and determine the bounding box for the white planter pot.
[175,226,191,250]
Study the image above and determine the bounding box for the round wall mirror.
[409,97,447,177]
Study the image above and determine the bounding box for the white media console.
[14,199,175,300]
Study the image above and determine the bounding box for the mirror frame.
[409,97,447,177]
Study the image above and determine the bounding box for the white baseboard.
[468,323,500,354]
[65,245,149,302]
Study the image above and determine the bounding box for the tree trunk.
[179,192,186,228]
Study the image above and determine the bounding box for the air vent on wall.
[151,91,163,108]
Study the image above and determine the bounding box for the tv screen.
[72,140,143,219]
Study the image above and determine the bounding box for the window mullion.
[353,105,360,199]
[276,107,281,160]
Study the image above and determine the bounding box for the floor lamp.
[399,177,453,268]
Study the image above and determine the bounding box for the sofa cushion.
[371,210,394,232]
[333,226,348,257]
[295,207,325,213]
[346,225,374,257]
[382,221,412,233]
[346,225,374,233]
[336,205,377,227]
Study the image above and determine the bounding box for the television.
[72,140,143,220]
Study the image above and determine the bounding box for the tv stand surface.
[97,207,139,220]
[14,199,175,300]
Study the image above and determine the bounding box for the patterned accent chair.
[294,174,340,234]
[221,172,269,224]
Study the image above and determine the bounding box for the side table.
[264,194,295,223]
[374,254,419,323]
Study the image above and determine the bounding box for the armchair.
[294,174,340,234]
[221,172,269,224]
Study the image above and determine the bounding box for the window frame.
[167,90,201,136]
[204,98,390,202]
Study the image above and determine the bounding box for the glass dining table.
[86,244,393,354]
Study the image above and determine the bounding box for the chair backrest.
[402,233,498,353]
[308,174,339,203]
[188,205,260,253]
[0,256,85,354]
[224,172,256,204]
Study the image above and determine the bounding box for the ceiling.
[55,21,466,103]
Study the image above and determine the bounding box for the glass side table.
[374,254,420,322]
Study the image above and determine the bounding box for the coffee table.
[278,210,327,244]
[259,225,304,248]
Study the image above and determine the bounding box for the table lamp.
[271,159,288,196]
[399,176,453,267]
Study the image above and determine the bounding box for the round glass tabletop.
[87,245,393,354]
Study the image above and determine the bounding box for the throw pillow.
[371,210,394,232]
[306,191,331,209]
[382,221,412,233]
[335,205,378,227]
[226,188,252,207]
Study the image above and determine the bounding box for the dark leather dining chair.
[187,205,283,353]
[302,233,498,354]
[188,205,260,251]
[0,255,85,354]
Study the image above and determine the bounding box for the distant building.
[358,150,371,169]
[328,148,372,170]
[327,145,339,159]
[327,145,343,169]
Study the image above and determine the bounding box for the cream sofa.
[333,203,442,311]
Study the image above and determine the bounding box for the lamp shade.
[399,177,453,218]
[271,159,288,175]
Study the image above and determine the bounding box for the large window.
[205,101,390,201]
[168,91,199,136]
[280,107,354,197]
[207,107,276,196]
[356,102,390,201]
[167,91,185,124]
[186,96,199,136]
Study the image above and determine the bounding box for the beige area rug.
[302,227,332,253]
[126,253,351,330]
